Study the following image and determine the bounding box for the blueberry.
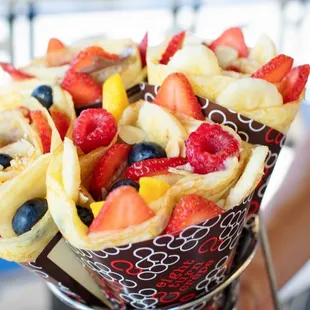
[110,179,140,192]
[77,206,94,227]
[12,198,48,236]
[0,153,13,169]
[128,142,166,166]
[31,85,53,109]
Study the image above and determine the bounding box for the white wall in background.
[2,1,308,67]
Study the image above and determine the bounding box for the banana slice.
[217,78,283,111]
[119,100,145,127]
[165,137,186,158]
[191,75,237,102]
[119,125,146,145]
[230,58,261,74]
[222,70,248,79]
[62,138,80,203]
[167,45,221,77]
[214,45,239,68]
[249,34,277,65]
[136,102,188,148]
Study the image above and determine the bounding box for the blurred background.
[0,0,309,309]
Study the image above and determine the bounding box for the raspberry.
[73,108,117,154]
[186,123,240,174]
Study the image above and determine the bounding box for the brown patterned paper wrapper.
[60,83,286,310]
[68,201,249,310]
[64,212,258,310]
[21,233,111,309]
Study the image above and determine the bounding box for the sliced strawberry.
[159,31,186,65]
[47,38,66,54]
[50,109,70,140]
[30,110,52,153]
[165,194,223,234]
[47,49,73,67]
[89,186,155,233]
[73,108,117,154]
[251,54,294,83]
[70,46,120,73]
[61,70,102,107]
[90,144,131,200]
[279,64,310,103]
[138,32,148,67]
[125,157,187,181]
[209,27,248,58]
[0,63,34,81]
[226,65,241,73]
[46,38,69,67]
[154,72,204,120]
[18,106,32,124]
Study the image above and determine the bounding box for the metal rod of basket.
[258,212,281,310]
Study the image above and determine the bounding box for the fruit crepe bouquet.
[1,36,146,110]
[147,28,310,134]
[0,80,76,262]
[46,72,268,309]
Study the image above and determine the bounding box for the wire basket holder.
[258,215,281,310]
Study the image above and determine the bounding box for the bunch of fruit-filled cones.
[0,28,308,309]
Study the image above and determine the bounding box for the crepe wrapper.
[39,83,281,310]
[0,80,76,138]
[0,97,66,262]
[0,84,105,305]
[22,39,145,90]
[140,83,285,217]
[0,80,77,258]
[147,38,302,134]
